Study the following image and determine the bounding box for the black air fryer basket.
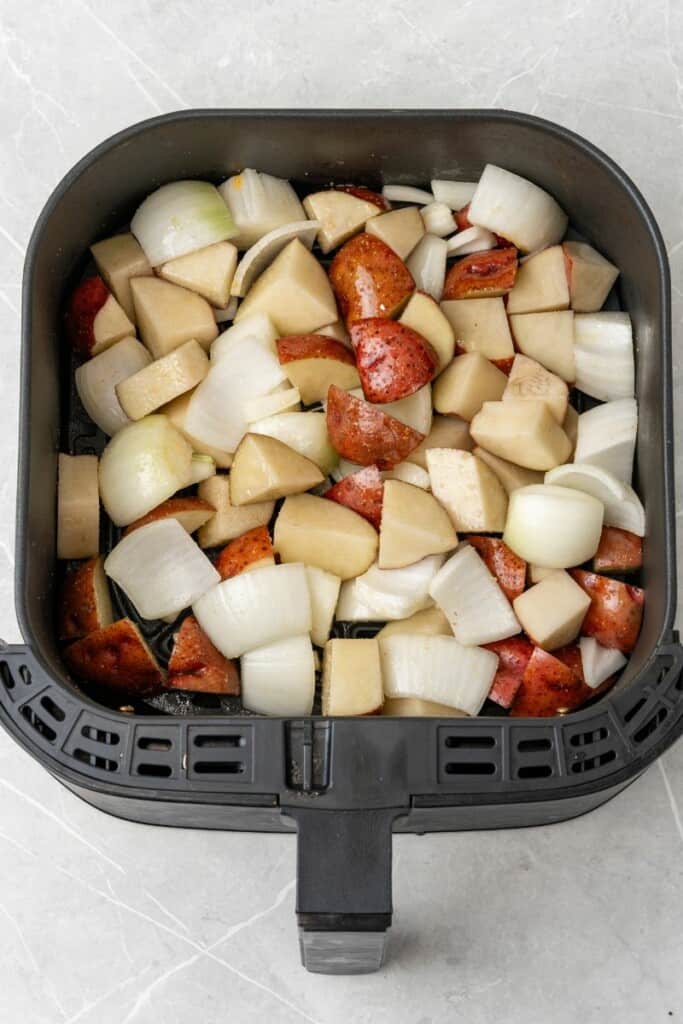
[4,111,683,974]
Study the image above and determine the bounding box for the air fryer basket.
[4,110,683,974]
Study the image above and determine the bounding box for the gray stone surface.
[0,1,681,1020]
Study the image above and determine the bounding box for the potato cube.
[197,475,274,548]
[470,400,571,471]
[440,297,514,360]
[116,340,209,420]
[513,570,591,650]
[322,638,383,715]
[472,446,543,494]
[508,310,576,383]
[434,352,507,421]
[506,245,570,314]
[502,354,569,423]
[427,448,507,532]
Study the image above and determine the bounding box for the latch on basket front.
[286,719,331,793]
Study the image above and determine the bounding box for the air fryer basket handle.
[287,807,398,974]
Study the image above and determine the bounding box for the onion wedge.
[573,312,635,401]
[545,463,645,537]
[241,635,316,715]
[379,634,497,715]
[131,181,237,266]
[429,545,521,646]
[579,637,627,688]
[468,164,568,252]
[406,235,447,300]
[382,185,433,205]
[431,180,478,210]
[573,398,638,485]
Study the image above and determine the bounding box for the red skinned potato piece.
[509,646,583,717]
[593,526,643,574]
[324,465,384,529]
[454,205,472,231]
[277,334,359,404]
[167,615,240,694]
[466,536,527,602]
[570,570,644,653]
[123,497,215,536]
[215,526,275,579]
[492,356,515,376]
[59,556,113,642]
[335,185,390,211]
[63,618,163,696]
[443,247,518,300]
[484,635,534,709]
[326,385,425,469]
[329,233,414,327]
[66,276,133,359]
[350,318,438,403]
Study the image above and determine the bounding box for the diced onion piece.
[330,458,364,483]
[193,562,311,658]
[75,337,152,436]
[429,546,520,646]
[187,453,216,485]
[104,518,220,620]
[503,484,604,568]
[241,635,315,715]
[131,181,237,267]
[338,555,444,621]
[573,312,635,400]
[574,398,638,485]
[230,220,320,298]
[382,185,434,205]
[57,454,99,559]
[98,415,193,526]
[545,462,645,537]
[214,297,239,323]
[219,169,305,250]
[420,202,456,238]
[468,164,568,253]
[186,336,287,452]
[406,235,447,301]
[211,312,279,361]
[380,634,498,715]
[579,637,627,689]
[383,462,430,489]
[431,180,478,210]
[445,226,497,257]
[305,566,341,646]
[244,386,301,422]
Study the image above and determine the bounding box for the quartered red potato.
[57,164,640,717]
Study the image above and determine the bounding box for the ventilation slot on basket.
[193,734,245,748]
[570,727,608,747]
[73,748,117,772]
[444,735,495,750]
[186,726,253,782]
[19,665,31,687]
[81,725,119,745]
[40,696,65,722]
[193,760,245,775]
[623,695,647,723]
[517,763,553,779]
[444,762,496,776]
[137,763,172,777]
[633,706,668,745]
[137,737,172,752]
[571,750,617,774]
[21,705,56,743]
[517,738,552,753]
[0,661,15,694]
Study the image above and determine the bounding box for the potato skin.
[65,275,110,357]
[329,233,414,327]
[443,247,518,300]
[467,536,526,602]
[326,385,425,469]
[592,527,643,574]
[167,615,240,695]
[324,466,384,529]
[351,318,437,404]
[59,556,113,642]
[123,497,215,536]
[215,526,275,579]
[570,570,644,653]
[484,636,533,709]
[63,618,163,695]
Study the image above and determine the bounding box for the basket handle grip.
[286,806,398,974]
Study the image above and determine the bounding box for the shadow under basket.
[5,110,683,974]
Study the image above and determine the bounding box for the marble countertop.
[1,1,682,1020]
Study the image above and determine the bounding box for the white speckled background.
[0,2,682,1021]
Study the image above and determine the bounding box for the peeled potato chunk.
[131,276,218,357]
[427,449,507,532]
[197,475,274,548]
[322,638,383,715]
[513,570,591,651]
[399,290,455,371]
[57,454,100,559]
[434,352,507,421]
[159,241,238,308]
[440,297,514,360]
[303,190,383,254]
[502,354,569,423]
[507,245,570,314]
[234,238,337,335]
[470,400,571,471]
[274,493,378,580]
[563,240,619,313]
[472,446,543,494]
[379,479,458,569]
[366,206,425,261]
[229,433,324,505]
[406,414,473,469]
[116,340,209,420]
[509,310,576,383]
[90,232,153,323]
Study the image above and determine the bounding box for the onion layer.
[431,180,478,210]
[104,518,220,620]
[429,545,521,646]
[241,635,316,715]
[579,637,627,688]
[131,181,237,266]
[382,185,433,205]
[421,202,457,237]
[468,164,568,253]
[380,634,498,715]
[545,463,645,537]
[573,312,635,401]
[76,337,152,437]
[446,226,497,257]
[337,555,444,621]
[503,484,604,568]
[406,235,447,301]
[574,398,638,485]
[219,169,305,250]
